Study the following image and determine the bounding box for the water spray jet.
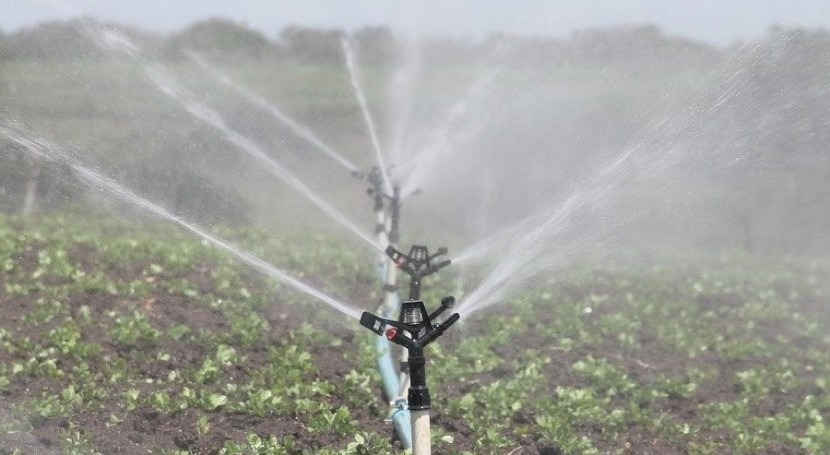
[77,24,385,256]
[342,37,393,196]
[0,119,363,321]
[186,50,360,174]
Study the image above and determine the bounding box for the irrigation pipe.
[370,193,413,450]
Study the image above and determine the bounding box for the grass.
[0,213,828,454]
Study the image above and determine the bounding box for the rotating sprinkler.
[360,297,460,455]
[386,244,451,300]
[354,166,402,244]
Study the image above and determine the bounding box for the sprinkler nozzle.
[441,296,456,309]
[360,311,386,335]
[428,296,456,322]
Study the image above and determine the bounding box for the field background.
[0,19,829,454]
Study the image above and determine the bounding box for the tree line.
[0,18,719,67]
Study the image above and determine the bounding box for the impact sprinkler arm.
[427,295,456,325]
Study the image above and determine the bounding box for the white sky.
[3,0,830,45]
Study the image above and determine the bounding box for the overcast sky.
[4,0,830,45]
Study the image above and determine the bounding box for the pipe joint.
[408,385,431,411]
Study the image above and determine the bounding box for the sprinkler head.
[428,296,456,322]
[386,245,451,277]
[360,298,460,413]
[386,244,452,300]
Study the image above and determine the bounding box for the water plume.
[341,37,394,194]
[455,39,785,316]
[82,24,383,255]
[0,119,363,321]
[185,50,360,174]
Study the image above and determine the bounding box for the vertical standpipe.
[359,166,411,445]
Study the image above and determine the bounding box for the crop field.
[0,215,826,455]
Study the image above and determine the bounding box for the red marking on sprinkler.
[385,327,398,340]
[396,257,407,267]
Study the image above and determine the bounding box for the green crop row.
[0,214,828,453]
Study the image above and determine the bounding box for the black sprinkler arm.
[419,313,460,347]
[359,301,460,350]
[428,296,455,322]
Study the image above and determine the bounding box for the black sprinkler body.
[386,244,451,300]
[360,297,459,410]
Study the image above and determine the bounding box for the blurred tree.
[7,19,108,60]
[164,18,277,60]
[419,36,478,66]
[279,25,344,64]
[569,25,719,69]
[487,32,567,67]
[352,26,396,65]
